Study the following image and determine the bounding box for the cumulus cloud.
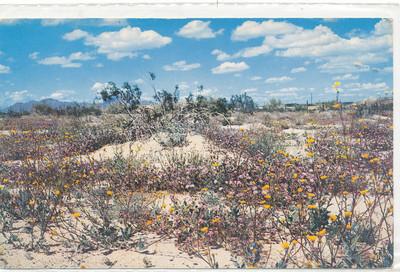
[6,90,32,102]
[47,90,75,100]
[38,52,94,68]
[41,19,71,26]
[265,76,294,84]
[98,19,129,27]
[63,26,172,61]
[63,29,89,41]
[211,61,249,74]
[142,54,151,60]
[232,20,298,41]
[241,88,258,93]
[343,82,389,92]
[28,52,39,60]
[0,19,21,25]
[250,76,262,81]
[91,82,110,93]
[333,73,359,81]
[0,64,11,74]
[226,19,392,74]
[163,60,201,71]
[290,67,307,73]
[177,20,223,39]
[134,78,145,84]
[266,87,304,98]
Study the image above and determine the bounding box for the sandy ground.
[0,233,237,268]
[86,134,215,162]
[0,122,392,268]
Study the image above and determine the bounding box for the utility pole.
[310,93,313,105]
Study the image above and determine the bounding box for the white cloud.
[250,76,262,81]
[373,19,392,36]
[47,90,75,100]
[134,78,145,84]
[232,20,299,41]
[266,87,304,98]
[163,60,201,71]
[0,64,11,74]
[98,19,128,27]
[6,90,32,102]
[38,51,94,68]
[211,45,272,61]
[41,19,71,26]
[290,66,306,73]
[142,54,151,60]
[241,88,258,93]
[95,63,104,68]
[177,20,223,39]
[193,87,216,97]
[211,61,249,74]
[63,29,89,41]
[322,18,338,22]
[333,73,359,81]
[0,19,21,25]
[64,26,172,61]
[29,52,39,60]
[227,19,392,74]
[265,76,294,84]
[211,49,231,61]
[91,82,110,93]
[178,81,190,91]
[343,82,389,92]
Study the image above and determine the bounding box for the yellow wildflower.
[293,173,298,179]
[106,190,113,197]
[200,226,209,233]
[239,200,247,205]
[54,190,61,197]
[146,219,153,226]
[320,175,328,180]
[28,199,35,206]
[360,189,368,196]
[329,214,337,222]
[346,223,352,230]
[306,152,314,158]
[262,184,270,191]
[344,211,352,218]
[307,235,318,242]
[211,217,221,224]
[306,137,315,144]
[369,158,380,164]
[307,192,315,198]
[201,187,209,191]
[72,212,81,218]
[307,204,317,210]
[280,241,290,250]
[211,162,221,167]
[316,229,326,237]
[297,187,303,193]
[351,176,359,183]
[169,207,175,214]
[264,194,272,200]
[263,204,272,209]
[361,153,369,159]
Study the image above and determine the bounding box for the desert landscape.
[0,18,393,269]
[0,88,393,268]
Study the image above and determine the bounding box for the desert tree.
[100,82,142,118]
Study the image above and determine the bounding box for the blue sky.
[0,18,393,108]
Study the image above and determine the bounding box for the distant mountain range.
[1,98,155,113]
[1,99,93,113]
